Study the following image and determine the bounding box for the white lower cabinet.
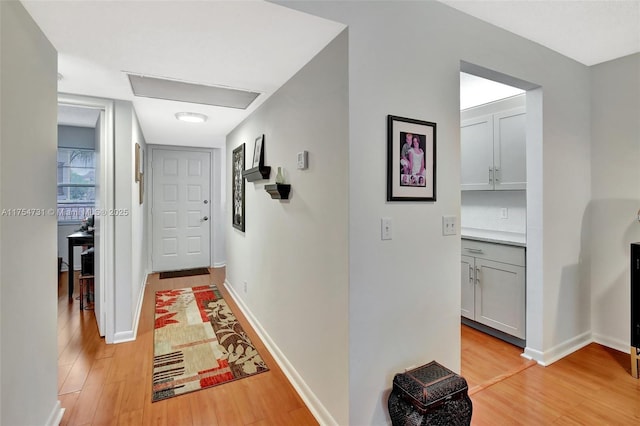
[461,239,526,340]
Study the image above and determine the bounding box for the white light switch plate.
[381,217,392,240]
[442,216,457,236]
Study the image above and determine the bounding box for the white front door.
[152,148,211,272]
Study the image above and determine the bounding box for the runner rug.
[152,284,268,402]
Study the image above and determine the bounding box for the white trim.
[58,93,115,344]
[45,400,64,426]
[213,261,227,268]
[224,280,337,426]
[524,331,593,366]
[593,333,628,354]
[113,330,136,344]
[130,273,148,340]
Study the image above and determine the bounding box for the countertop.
[461,227,526,247]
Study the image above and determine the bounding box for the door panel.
[494,107,526,190]
[461,114,494,190]
[475,259,526,339]
[152,149,211,271]
[461,255,475,320]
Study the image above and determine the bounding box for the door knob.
[204,200,208,204]
[202,216,209,221]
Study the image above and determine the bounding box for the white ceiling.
[441,0,640,66]
[22,1,640,148]
[22,0,345,147]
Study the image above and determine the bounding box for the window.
[57,147,96,223]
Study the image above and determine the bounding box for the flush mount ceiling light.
[175,112,208,123]
[127,73,260,110]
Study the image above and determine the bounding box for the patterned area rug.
[152,284,268,402]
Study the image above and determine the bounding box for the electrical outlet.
[442,216,457,236]
[243,281,247,293]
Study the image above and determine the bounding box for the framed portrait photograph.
[232,144,245,231]
[387,115,436,201]
[252,134,264,168]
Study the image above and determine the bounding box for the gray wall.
[226,31,349,425]
[0,1,61,424]
[281,1,592,424]
[590,53,640,350]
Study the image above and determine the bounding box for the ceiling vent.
[127,74,260,110]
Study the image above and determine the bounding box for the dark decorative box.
[388,361,472,426]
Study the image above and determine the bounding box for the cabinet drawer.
[462,239,525,266]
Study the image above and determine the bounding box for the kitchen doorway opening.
[459,61,544,376]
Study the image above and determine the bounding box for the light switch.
[442,216,457,236]
[381,217,392,240]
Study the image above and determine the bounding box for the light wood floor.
[58,270,640,425]
[57,268,317,425]
[462,325,640,425]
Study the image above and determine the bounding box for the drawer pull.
[466,248,484,254]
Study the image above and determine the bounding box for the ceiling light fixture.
[175,112,208,123]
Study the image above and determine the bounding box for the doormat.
[159,268,210,279]
[152,285,268,401]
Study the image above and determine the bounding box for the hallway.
[57,268,317,425]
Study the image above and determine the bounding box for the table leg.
[68,240,74,301]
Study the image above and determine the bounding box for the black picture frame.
[252,134,264,168]
[232,144,245,231]
[387,115,436,201]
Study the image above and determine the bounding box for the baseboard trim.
[525,331,592,366]
[46,400,64,426]
[131,272,148,340]
[224,279,337,426]
[112,272,148,344]
[593,333,628,354]
[213,261,226,268]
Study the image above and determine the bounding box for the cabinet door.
[461,114,494,190]
[461,255,475,319]
[474,259,526,339]
[494,107,526,190]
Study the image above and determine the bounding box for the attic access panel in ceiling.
[127,74,260,110]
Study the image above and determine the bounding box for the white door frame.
[147,145,216,272]
[58,93,116,343]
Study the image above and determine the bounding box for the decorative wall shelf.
[242,165,271,182]
[265,184,291,200]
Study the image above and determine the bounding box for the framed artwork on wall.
[135,143,141,182]
[252,134,264,168]
[387,115,437,202]
[232,143,245,231]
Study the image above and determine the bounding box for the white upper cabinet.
[461,95,526,191]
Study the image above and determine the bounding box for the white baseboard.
[213,261,226,268]
[593,333,628,354]
[224,279,337,426]
[131,272,148,340]
[524,331,593,366]
[112,272,148,344]
[46,400,64,426]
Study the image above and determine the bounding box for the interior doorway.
[58,94,116,342]
[150,147,213,272]
[459,61,544,366]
